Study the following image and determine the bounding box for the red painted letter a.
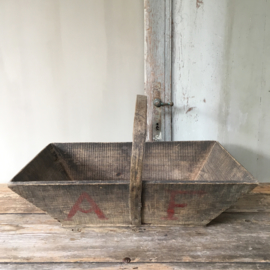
[67,192,108,221]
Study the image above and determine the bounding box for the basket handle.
[129,95,147,226]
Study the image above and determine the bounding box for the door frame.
[144,0,173,142]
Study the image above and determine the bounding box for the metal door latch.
[153,98,174,107]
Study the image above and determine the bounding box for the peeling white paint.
[172,0,270,182]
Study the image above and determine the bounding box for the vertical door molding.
[144,0,172,142]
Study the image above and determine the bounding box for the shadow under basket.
[8,141,257,227]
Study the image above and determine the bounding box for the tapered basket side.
[8,141,258,227]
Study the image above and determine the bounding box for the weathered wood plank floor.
[0,184,270,269]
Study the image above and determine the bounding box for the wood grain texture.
[226,193,270,213]
[8,181,130,226]
[10,141,256,183]
[143,141,215,181]
[7,140,258,226]
[1,212,270,233]
[142,183,256,225]
[7,181,257,227]
[144,0,172,141]
[2,184,269,214]
[1,212,270,262]
[12,143,132,182]
[0,184,43,214]
[252,184,270,194]
[11,144,71,182]
[195,143,256,183]
[1,263,270,269]
[129,95,147,225]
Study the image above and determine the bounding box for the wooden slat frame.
[144,0,172,142]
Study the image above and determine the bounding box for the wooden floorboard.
[0,212,270,263]
[1,184,270,267]
[226,193,270,212]
[0,262,270,269]
[0,184,43,214]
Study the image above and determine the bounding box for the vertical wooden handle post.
[129,95,147,226]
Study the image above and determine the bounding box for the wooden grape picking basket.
[8,95,258,227]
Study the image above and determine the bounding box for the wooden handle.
[129,95,147,226]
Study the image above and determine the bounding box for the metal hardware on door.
[153,98,174,107]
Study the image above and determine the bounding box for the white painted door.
[145,0,270,182]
